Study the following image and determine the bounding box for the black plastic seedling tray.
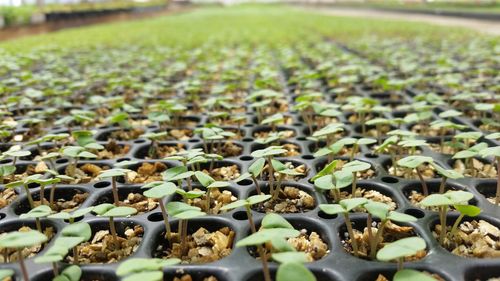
[0,54,499,281]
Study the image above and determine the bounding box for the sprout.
[430,162,463,194]
[166,202,206,256]
[93,204,137,244]
[270,159,303,200]
[319,198,368,257]
[261,113,284,132]
[5,174,43,209]
[97,168,132,206]
[140,132,167,158]
[420,190,475,245]
[311,123,344,145]
[314,167,353,202]
[60,146,97,177]
[52,265,82,281]
[236,213,300,281]
[479,145,500,204]
[234,158,265,194]
[397,156,434,196]
[273,252,316,281]
[452,142,489,177]
[1,148,31,166]
[394,269,438,281]
[116,258,181,281]
[0,269,14,281]
[20,205,52,233]
[343,160,371,197]
[0,230,48,281]
[376,237,426,270]
[251,146,288,198]
[194,171,230,213]
[142,181,177,240]
[364,201,417,259]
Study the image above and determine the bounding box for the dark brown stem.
[351,173,357,197]
[111,177,119,206]
[180,219,188,257]
[35,218,42,233]
[439,206,448,246]
[251,175,261,195]
[496,158,500,205]
[416,168,429,196]
[18,250,29,281]
[52,262,59,276]
[397,257,404,271]
[24,184,35,209]
[205,188,212,214]
[266,157,274,195]
[109,217,118,245]
[73,246,79,265]
[438,177,447,194]
[40,186,46,205]
[372,220,388,258]
[367,214,375,259]
[50,184,56,209]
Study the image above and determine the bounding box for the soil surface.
[68,224,143,264]
[0,226,54,263]
[157,227,234,264]
[254,186,315,213]
[434,220,500,258]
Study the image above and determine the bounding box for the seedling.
[234,158,265,194]
[195,125,235,155]
[162,165,195,191]
[92,204,137,244]
[430,163,464,194]
[236,213,301,281]
[116,258,181,281]
[1,148,31,166]
[0,269,13,281]
[97,168,132,206]
[20,205,52,233]
[166,201,206,256]
[52,265,82,281]
[60,146,98,177]
[32,177,60,206]
[251,146,288,198]
[0,230,48,280]
[270,159,303,200]
[420,190,475,245]
[261,113,284,132]
[479,145,500,204]
[342,160,372,196]
[5,174,43,209]
[319,198,368,257]
[311,123,344,146]
[314,165,353,202]
[397,156,434,196]
[376,237,426,270]
[194,171,230,213]
[140,132,168,158]
[365,117,390,144]
[393,269,438,281]
[142,181,177,240]
[364,201,417,259]
[452,142,489,177]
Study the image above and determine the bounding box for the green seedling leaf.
[20,205,52,219]
[116,258,181,276]
[276,262,316,281]
[48,207,93,221]
[0,269,14,280]
[97,168,130,179]
[0,230,48,248]
[54,265,82,281]
[376,237,426,261]
[319,204,346,215]
[272,252,308,264]
[194,171,215,187]
[364,201,391,220]
[251,146,288,158]
[394,269,438,281]
[220,199,247,211]
[445,190,474,205]
[61,222,92,241]
[166,201,201,217]
[100,206,137,217]
[143,182,178,198]
[0,165,16,176]
[479,146,500,158]
[312,123,343,138]
[454,205,481,217]
[262,113,284,125]
[397,155,433,169]
[431,163,463,179]
[420,194,453,207]
[247,194,272,205]
[387,211,418,223]
[176,189,205,199]
[236,228,300,247]
[340,198,369,212]
[262,213,294,229]
[310,160,337,182]
[114,160,139,168]
[249,158,266,176]
[342,160,371,173]
[485,133,500,140]
[122,271,163,281]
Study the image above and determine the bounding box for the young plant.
[92,204,137,244]
[364,201,417,259]
[430,162,464,194]
[311,123,344,145]
[116,258,181,281]
[319,198,368,257]
[142,181,177,240]
[5,174,43,209]
[0,164,16,184]
[342,160,371,197]
[0,230,48,280]
[313,163,353,202]
[250,146,288,198]
[140,132,168,158]
[452,142,489,177]
[96,167,132,206]
[261,113,284,132]
[60,146,98,177]
[234,158,265,194]
[376,237,426,271]
[52,265,82,281]
[235,213,301,281]
[194,171,230,213]
[420,191,475,245]
[20,205,52,233]
[166,201,206,257]
[272,252,316,281]
[397,156,434,196]
[269,159,303,200]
